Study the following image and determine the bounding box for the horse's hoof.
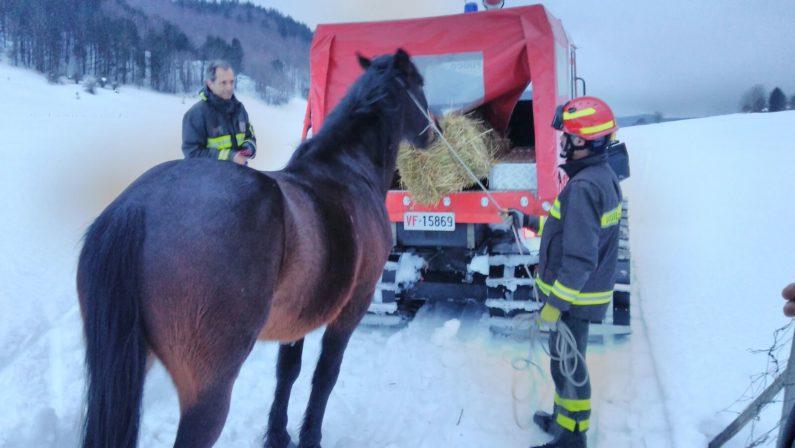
[265,441,297,448]
[264,432,296,448]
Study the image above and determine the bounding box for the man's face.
[207,67,235,100]
[560,133,586,149]
[560,133,591,160]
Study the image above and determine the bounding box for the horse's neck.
[287,114,399,194]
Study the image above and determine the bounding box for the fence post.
[708,373,785,447]
[709,324,795,448]
[777,325,795,447]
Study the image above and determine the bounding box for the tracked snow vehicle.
[302,5,631,332]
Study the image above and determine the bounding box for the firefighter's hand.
[501,208,525,229]
[232,151,250,166]
[240,141,256,159]
[783,283,795,317]
[539,303,561,323]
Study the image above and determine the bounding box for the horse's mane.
[288,54,403,166]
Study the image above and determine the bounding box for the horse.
[77,48,435,448]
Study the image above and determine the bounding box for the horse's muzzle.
[424,113,440,146]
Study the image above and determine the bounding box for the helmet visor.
[551,105,564,131]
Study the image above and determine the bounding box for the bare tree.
[1,0,311,102]
[740,84,767,113]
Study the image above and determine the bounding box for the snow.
[2,61,795,448]
[394,252,427,286]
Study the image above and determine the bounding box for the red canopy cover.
[304,5,574,213]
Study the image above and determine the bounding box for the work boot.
[530,429,586,448]
[532,411,556,434]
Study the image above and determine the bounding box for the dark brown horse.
[77,49,434,448]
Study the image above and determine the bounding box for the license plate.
[403,212,456,231]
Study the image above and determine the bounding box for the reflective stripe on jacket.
[181,87,257,161]
[536,153,622,321]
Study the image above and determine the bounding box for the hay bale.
[397,113,502,205]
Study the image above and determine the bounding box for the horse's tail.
[77,203,148,448]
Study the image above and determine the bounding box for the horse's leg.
[173,374,235,448]
[297,316,361,448]
[265,339,305,448]
[168,339,256,448]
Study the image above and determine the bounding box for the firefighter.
[506,96,622,448]
[182,60,257,165]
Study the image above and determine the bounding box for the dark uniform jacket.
[181,86,256,161]
[535,152,623,321]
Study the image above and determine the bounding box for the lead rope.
[404,88,534,275]
[547,320,590,388]
[403,88,505,213]
[405,86,588,392]
[509,313,546,429]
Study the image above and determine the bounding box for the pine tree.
[769,87,786,112]
[1,0,309,100]
[229,38,244,72]
[200,36,229,61]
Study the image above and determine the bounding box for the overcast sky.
[252,0,795,118]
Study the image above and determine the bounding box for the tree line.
[0,0,311,102]
[740,85,794,113]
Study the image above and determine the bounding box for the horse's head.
[358,49,436,150]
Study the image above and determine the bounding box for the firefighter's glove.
[502,208,525,229]
[502,209,541,234]
[539,303,561,323]
[239,141,257,159]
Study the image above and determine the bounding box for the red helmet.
[482,0,505,9]
[551,96,618,140]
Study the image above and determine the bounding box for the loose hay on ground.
[397,113,504,205]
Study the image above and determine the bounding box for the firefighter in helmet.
[507,96,622,448]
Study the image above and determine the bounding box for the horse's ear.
[357,52,371,69]
[392,48,414,76]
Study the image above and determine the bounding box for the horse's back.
[118,160,287,359]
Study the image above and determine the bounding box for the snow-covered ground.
[1,61,794,447]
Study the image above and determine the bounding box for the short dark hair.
[205,60,233,82]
